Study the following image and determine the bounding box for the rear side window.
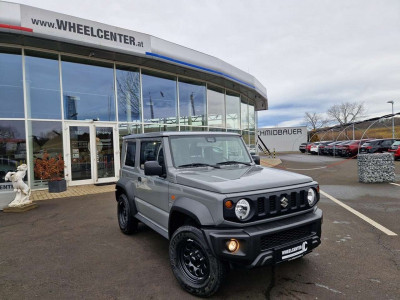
[381,140,393,147]
[125,141,136,167]
[140,140,162,169]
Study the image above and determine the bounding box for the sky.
[10,0,400,128]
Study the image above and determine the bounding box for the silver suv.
[116,132,322,297]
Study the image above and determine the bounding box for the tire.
[117,193,138,235]
[169,225,225,297]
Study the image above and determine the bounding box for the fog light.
[226,239,239,253]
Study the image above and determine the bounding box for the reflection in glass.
[69,126,91,180]
[180,126,207,132]
[207,85,225,128]
[119,123,141,151]
[30,121,63,188]
[116,65,141,122]
[241,97,249,130]
[0,121,26,191]
[242,130,250,145]
[142,70,177,124]
[179,79,206,126]
[143,124,178,133]
[226,91,240,129]
[62,57,115,121]
[25,51,61,119]
[249,103,255,131]
[0,48,24,118]
[96,127,115,178]
[249,131,255,148]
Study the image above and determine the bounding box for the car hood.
[174,165,313,194]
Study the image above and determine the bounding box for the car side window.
[125,141,136,167]
[140,140,162,169]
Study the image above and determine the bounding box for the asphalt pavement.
[0,154,399,299]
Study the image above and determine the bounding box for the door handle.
[138,177,142,182]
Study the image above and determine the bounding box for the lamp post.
[387,100,394,139]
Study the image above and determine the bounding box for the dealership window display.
[0,47,24,118]
[0,121,26,191]
[142,70,177,124]
[207,85,225,128]
[226,91,240,129]
[29,121,63,188]
[25,51,61,120]
[179,79,207,126]
[62,57,115,121]
[116,65,141,123]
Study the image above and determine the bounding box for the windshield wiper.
[178,163,220,169]
[216,161,251,166]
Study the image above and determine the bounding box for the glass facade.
[0,45,258,191]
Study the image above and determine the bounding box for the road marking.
[320,190,397,236]
[389,182,400,187]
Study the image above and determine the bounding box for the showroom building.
[0,2,268,194]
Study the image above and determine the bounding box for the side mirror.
[252,155,260,165]
[144,161,163,176]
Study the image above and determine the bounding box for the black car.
[359,139,399,154]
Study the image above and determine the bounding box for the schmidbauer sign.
[257,126,307,152]
[20,6,151,54]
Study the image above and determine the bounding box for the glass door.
[65,123,119,186]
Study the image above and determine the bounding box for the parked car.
[310,142,321,154]
[340,140,370,157]
[388,140,400,160]
[299,142,308,153]
[317,141,333,155]
[116,132,322,297]
[324,141,345,156]
[359,139,399,154]
[333,141,354,156]
[306,143,313,153]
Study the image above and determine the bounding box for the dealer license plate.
[278,240,309,262]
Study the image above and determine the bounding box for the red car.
[306,143,313,153]
[388,141,400,160]
[340,140,370,157]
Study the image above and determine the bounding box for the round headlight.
[307,188,316,206]
[235,199,251,220]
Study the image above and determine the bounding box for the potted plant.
[34,151,67,193]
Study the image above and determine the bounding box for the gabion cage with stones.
[358,153,395,183]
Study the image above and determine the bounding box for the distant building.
[257,126,307,153]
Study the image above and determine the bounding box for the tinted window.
[62,57,115,121]
[381,140,393,147]
[25,51,61,119]
[179,78,206,126]
[0,47,24,118]
[140,140,162,169]
[125,141,136,167]
[226,91,240,129]
[142,70,177,124]
[116,65,141,122]
[207,85,225,128]
[0,120,26,190]
[30,121,63,188]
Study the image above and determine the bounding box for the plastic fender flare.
[170,197,215,227]
[115,179,137,216]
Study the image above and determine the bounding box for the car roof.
[123,131,240,140]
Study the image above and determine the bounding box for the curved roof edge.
[0,1,268,110]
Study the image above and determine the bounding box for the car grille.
[260,224,314,251]
[256,190,308,218]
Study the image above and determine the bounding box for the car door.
[134,138,169,234]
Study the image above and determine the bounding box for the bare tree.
[304,112,329,131]
[327,101,366,125]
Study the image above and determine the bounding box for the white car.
[310,142,320,154]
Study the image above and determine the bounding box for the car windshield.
[170,135,252,168]
[392,141,400,146]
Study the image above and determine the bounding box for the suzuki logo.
[280,196,289,208]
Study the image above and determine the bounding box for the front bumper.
[202,208,322,268]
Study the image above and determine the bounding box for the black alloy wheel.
[177,238,210,284]
[117,193,138,234]
[169,225,225,297]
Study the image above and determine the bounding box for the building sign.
[257,126,307,153]
[20,6,151,54]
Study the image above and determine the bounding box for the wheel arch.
[115,179,137,216]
